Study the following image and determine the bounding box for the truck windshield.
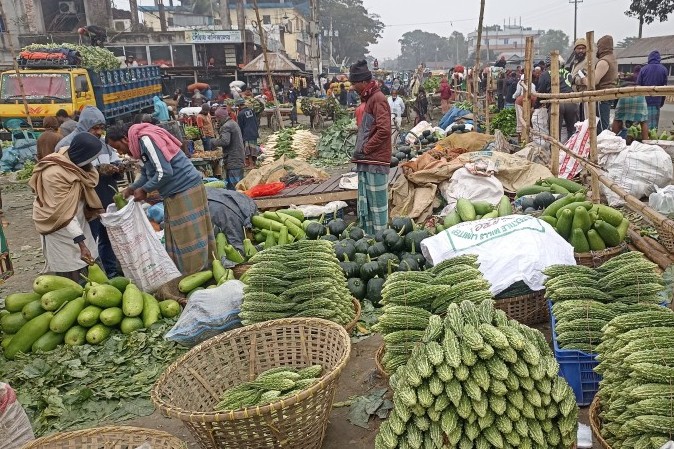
[0,73,71,101]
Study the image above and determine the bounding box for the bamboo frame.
[585,31,600,203]
[485,76,491,135]
[536,84,674,99]
[550,50,560,176]
[473,0,486,109]
[522,37,533,144]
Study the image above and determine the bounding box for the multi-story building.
[467,24,545,58]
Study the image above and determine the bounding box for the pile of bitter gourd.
[594,307,674,449]
[372,254,493,374]
[375,299,578,449]
[239,240,356,326]
[545,251,665,352]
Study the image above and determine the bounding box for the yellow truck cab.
[0,57,162,129]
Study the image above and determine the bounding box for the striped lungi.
[615,96,648,123]
[225,168,244,190]
[647,105,661,130]
[163,183,216,275]
[357,171,389,235]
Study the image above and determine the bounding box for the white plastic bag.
[0,383,34,449]
[602,141,673,206]
[405,121,432,144]
[165,281,244,347]
[293,201,348,218]
[649,185,674,214]
[100,200,181,292]
[597,130,627,166]
[576,423,593,449]
[421,215,576,295]
[439,168,504,216]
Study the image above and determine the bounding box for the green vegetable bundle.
[594,306,674,449]
[183,126,200,140]
[443,196,512,229]
[1,268,181,358]
[215,365,323,410]
[372,254,493,374]
[239,240,356,326]
[544,251,665,352]
[423,76,440,93]
[315,118,356,166]
[375,299,578,449]
[489,107,517,137]
[15,160,34,180]
[22,43,121,71]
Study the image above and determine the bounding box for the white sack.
[439,168,504,216]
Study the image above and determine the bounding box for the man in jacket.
[212,108,246,190]
[350,60,391,235]
[637,50,669,130]
[532,57,552,158]
[237,99,260,167]
[593,35,619,133]
[567,38,588,121]
[56,109,77,137]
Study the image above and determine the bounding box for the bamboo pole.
[0,0,32,128]
[550,51,560,176]
[628,228,673,269]
[251,0,283,130]
[485,76,491,135]
[473,0,485,109]
[585,31,600,203]
[536,84,674,99]
[522,37,534,144]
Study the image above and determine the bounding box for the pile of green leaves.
[314,118,356,166]
[423,76,440,93]
[454,100,473,112]
[274,127,298,158]
[22,44,121,71]
[184,126,200,140]
[15,160,34,180]
[0,320,185,436]
[489,107,517,136]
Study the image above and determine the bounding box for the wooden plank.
[255,189,358,209]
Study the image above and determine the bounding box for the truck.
[0,57,162,129]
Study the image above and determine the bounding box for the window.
[168,17,174,26]
[114,21,125,31]
[513,41,518,48]
[1,73,71,100]
[150,46,172,67]
[0,15,5,32]
[172,45,195,67]
[263,15,271,25]
[503,38,509,45]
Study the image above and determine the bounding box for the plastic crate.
[548,300,600,406]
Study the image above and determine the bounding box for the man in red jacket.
[349,60,392,235]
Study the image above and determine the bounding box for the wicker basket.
[374,344,389,380]
[155,275,188,306]
[345,298,362,334]
[232,263,252,279]
[574,243,627,268]
[654,219,674,253]
[20,426,188,449]
[494,290,548,325]
[151,317,351,449]
[590,396,612,449]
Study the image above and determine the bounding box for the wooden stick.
[251,0,283,130]
[536,84,674,99]
[474,0,486,110]
[542,90,674,104]
[530,129,602,169]
[485,76,491,135]
[585,31,600,203]
[550,51,560,176]
[523,37,534,145]
[628,228,672,269]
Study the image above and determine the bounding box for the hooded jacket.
[637,51,669,107]
[353,81,391,170]
[152,96,170,122]
[212,117,245,170]
[595,35,618,91]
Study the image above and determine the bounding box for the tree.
[448,31,469,66]
[398,30,448,69]
[538,29,570,58]
[616,36,639,48]
[319,0,384,64]
[625,0,674,37]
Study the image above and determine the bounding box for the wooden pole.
[585,31,600,203]
[536,84,674,99]
[473,0,485,108]
[251,0,283,129]
[0,0,32,128]
[550,50,560,176]
[485,76,491,134]
[522,37,533,145]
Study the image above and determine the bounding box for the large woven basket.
[574,243,627,268]
[151,317,351,449]
[374,344,390,380]
[653,219,674,253]
[590,396,612,449]
[155,275,188,305]
[20,426,188,449]
[494,290,548,325]
[232,263,252,279]
[345,298,362,334]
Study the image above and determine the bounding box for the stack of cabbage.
[375,300,578,449]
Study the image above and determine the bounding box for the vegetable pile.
[183,126,200,140]
[372,254,493,374]
[22,43,121,71]
[15,160,34,180]
[1,268,180,359]
[443,196,513,229]
[375,299,578,449]
[594,306,674,449]
[545,251,665,353]
[315,118,356,166]
[215,365,323,410]
[261,128,319,163]
[250,209,307,250]
[489,107,517,137]
[238,240,356,326]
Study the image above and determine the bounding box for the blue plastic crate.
[548,300,600,406]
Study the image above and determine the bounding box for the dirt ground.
[0,178,597,448]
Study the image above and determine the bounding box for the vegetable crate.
[151,317,351,449]
[548,301,600,406]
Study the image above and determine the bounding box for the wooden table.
[254,167,403,210]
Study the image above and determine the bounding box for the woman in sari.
[29,133,104,282]
[106,123,215,274]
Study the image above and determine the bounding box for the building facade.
[467,24,544,57]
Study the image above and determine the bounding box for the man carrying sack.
[349,60,391,235]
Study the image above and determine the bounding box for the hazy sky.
[113,0,674,59]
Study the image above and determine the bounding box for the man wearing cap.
[212,107,245,189]
[567,38,588,120]
[349,60,391,235]
[236,98,260,167]
[593,35,619,133]
[531,57,552,160]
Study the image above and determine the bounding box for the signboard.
[185,30,243,44]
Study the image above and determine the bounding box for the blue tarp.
[438,106,473,130]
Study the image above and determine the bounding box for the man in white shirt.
[388,90,405,147]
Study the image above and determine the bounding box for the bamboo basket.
[232,263,252,279]
[345,298,362,334]
[590,397,612,449]
[494,290,548,325]
[151,318,351,449]
[20,426,187,449]
[155,275,188,306]
[374,344,389,380]
[574,243,627,268]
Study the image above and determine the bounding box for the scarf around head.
[359,80,379,101]
[29,148,102,235]
[127,123,182,162]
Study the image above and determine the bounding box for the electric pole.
[569,0,583,41]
